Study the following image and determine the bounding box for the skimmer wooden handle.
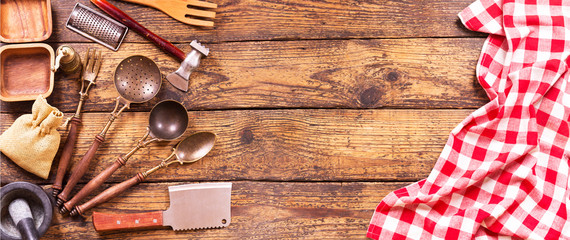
[57,134,104,207]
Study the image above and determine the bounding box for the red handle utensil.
[90,0,186,61]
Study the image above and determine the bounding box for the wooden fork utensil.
[117,0,217,27]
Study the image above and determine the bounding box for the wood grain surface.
[1,109,472,184]
[1,39,487,113]
[0,0,487,238]
[45,0,482,43]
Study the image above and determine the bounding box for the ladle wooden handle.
[61,156,126,214]
[90,0,186,61]
[57,135,105,207]
[53,117,81,197]
[70,173,146,216]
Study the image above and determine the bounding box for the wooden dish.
[0,43,54,102]
[0,0,53,42]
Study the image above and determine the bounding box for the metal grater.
[66,3,128,51]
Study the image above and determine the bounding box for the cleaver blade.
[92,182,232,231]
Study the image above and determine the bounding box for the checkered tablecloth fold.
[367,0,570,239]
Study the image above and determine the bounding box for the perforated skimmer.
[115,56,162,103]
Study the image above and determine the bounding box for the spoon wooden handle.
[52,117,81,197]
[70,173,146,216]
[57,135,104,207]
[61,156,126,214]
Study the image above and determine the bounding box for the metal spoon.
[70,132,216,216]
[60,100,189,214]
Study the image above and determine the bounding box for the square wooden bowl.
[0,43,54,102]
[0,0,53,42]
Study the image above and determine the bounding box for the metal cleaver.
[92,182,232,231]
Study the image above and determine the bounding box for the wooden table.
[1,0,489,238]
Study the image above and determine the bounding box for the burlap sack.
[0,95,63,179]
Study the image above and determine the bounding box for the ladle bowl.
[149,100,189,140]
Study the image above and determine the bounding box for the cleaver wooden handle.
[93,211,163,231]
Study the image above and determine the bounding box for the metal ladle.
[57,55,162,207]
[70,132,216,216]
[60,100,189,214]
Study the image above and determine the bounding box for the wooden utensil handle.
[53,117,82,197]
[71,173,146,216]
[57,135,104,207]
[90,0,186,61]
[62,157,126,213]
[93,211,164,231]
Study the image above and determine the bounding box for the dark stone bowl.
[1,182,53,240]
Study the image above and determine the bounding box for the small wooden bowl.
[0,43,54,102]
[0,0,53,42]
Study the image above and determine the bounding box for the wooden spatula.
[117,0,217,27]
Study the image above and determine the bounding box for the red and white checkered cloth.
[367,0,570,239]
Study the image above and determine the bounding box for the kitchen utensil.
[8,199,39,240]
[0,182,53,240]
[90,0,210,91]
[116,0,217,27]
[0,43,54,102]
[0,0,52,42]
[166,40,209,92]
[52,48,102,199]
[92,182,231,231]
[66,3,128,51]
[56,55,162,208]
[60,100,188,214]
[70,132,216,216]
[52,46,83,76]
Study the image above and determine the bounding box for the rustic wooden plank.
[41,181,407,239]
[45,0,483,44]
[0,38,488,113]
[1,109,472,184]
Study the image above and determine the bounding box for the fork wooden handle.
[90,0,186,61]
[52,117,82,197]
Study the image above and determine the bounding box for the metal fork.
[76,48,102,117]
[53,48,102,199]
